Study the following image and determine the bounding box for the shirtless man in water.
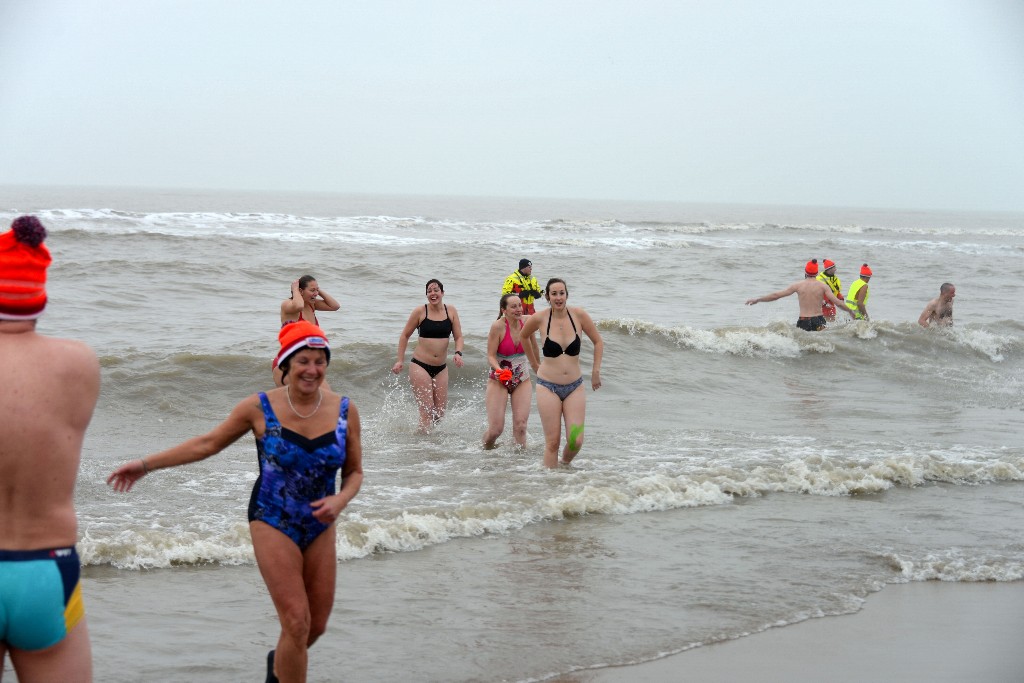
[0,216,99,682]
[918,283,955,328]
[746,259,854,331]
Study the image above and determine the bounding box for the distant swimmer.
[918,283,955,328]
[280,274,340,328]
[745,259,854,331]
[846,264,873,321]
[275,274,340,387]
[816,259,844,322]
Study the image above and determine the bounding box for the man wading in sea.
[846,264,873,321]
[918,282,956,327]
[0,216,100,683]
[745,259,854,330]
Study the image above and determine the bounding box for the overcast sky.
[1,1,1022,211]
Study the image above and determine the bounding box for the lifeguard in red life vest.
[816,259,843,321]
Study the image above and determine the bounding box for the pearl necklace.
[286,388,323,419]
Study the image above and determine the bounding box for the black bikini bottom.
[412,357,447,379]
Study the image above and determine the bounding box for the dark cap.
[519,259,532,270]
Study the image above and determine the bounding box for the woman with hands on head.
[280,274,339,327]
[108,321,362,683]
[391,278,465,433]
[521,278,603,468]
[483,293,539,449]
[275,275,340,387]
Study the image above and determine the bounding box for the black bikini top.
[542,310,582,358]
[418,304,453,339]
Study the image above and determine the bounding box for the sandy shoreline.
[562,581,1024,683]
[4,558,1022,682]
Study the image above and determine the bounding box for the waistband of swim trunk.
[0,546,78,562]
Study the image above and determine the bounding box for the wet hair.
[940,282,955,295]
[425,278,444,293]
[497,292,521,319]
[289,274,317,299]
[544,277,568,298]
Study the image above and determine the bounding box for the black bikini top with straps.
[418,304,453,339]
[542,309,582,358]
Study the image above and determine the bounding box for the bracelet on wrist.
[141,458,151,474]
[454,350,463,356]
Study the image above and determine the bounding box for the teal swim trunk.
[0,547,85,651]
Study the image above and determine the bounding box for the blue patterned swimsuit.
[247,392,349,549]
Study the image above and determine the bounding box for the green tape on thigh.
[567,423,584,452]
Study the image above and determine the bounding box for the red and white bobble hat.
[0,216,52,321]
[275,320,331,368]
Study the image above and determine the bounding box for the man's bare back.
[746,277,852,320]
[0,322,99,549]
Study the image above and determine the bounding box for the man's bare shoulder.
[795,278,827,293]
[6,334,101,392]
[38,335,100,370]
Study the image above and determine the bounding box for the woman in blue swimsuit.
[108,321,363,683]
[392,279,465,433]
[521,278,604,468]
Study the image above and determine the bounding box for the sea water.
[1,186,1021,682]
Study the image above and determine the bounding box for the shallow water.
[1,185,1021,680]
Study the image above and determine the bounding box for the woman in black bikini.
[392,279,465,432]
[521,278,603,468]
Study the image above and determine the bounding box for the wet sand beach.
[571,581,1024,683]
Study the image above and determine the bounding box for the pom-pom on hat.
[860,263,873,277]
[519,258,532,270]
[275,321,330,369]
[0,216,52,320]
[804,258,819,275]
[823,259,836,270]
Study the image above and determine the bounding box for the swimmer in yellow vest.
[846,264,872,321]
[746,259,854,331]
[816,259,843,321]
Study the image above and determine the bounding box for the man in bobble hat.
[0,216,99,681]
[817,258,844,322]
[745,258,854,331]
[501,258,542,315]
[846,264,873,321]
